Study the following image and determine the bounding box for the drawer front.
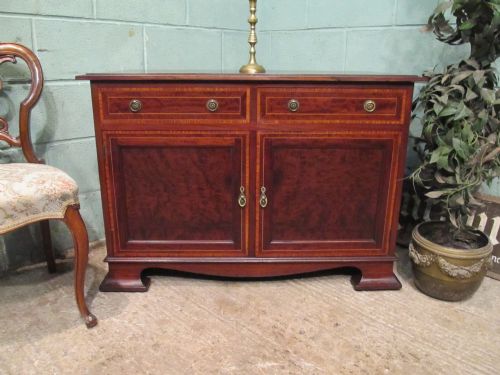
[257,86,409,125]
[97,84,250,125]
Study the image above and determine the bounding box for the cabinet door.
[256,132,403,257]
[106,132,250,257]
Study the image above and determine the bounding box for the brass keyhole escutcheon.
[259,186,268,208]
[288,99,300,112]
[129,99,142,113]
[363,100,376,113]
[238,186,247,208]
[206,99,219,112]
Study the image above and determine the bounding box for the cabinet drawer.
[97,85,250,125]
[257,86,408,125]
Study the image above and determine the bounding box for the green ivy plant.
[410,0,500,228]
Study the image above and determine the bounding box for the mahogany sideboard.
[77,73,423,292]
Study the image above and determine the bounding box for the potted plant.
[409,0,499,301]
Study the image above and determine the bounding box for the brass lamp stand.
[240,0,266,74]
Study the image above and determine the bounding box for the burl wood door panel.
[256,132,402,257]
[106,132,250,257]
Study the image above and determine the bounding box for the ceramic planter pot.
[410,221,493,301]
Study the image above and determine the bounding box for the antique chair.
[0,43,97,328]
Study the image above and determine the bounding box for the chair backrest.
[0,43,44,164]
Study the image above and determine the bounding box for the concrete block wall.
[260,0,468,74]
[0,0,494,272]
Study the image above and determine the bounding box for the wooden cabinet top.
[76,72,426,83]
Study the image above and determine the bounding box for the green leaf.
[455,169,462,184]
[438,93,449,105]
[425,190,448,198]
[488,133,497,144]
[439,105,458,117]
[444,127,455,143]
[452,137,470,159]
[430,145,451,165]
[453,103,472,120]
[465,88,478,101]
[438,154,452,170]
[462,123,474,143]
[459,20,476,30]
[481,88,496,103]
[450,212,458,228]
[446,84,465,96]
[472,70,485,84]
[433,101,444,114]
[423,123,435,143]
[430,149,442,164]
[451,71,473,85]
[435,172,447,184]
[464,59,480,69]
[477,109,488,121]
[441,74,451,84]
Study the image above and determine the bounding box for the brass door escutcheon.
[288,99,300,112]
[259,186,268,208]
[129,99,142,113]
[238,186,247,208]
[363,100,376,113]
[206,99,219,112]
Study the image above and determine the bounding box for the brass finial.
[239,0,266,74]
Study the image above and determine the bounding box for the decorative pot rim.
[412,221,492,259]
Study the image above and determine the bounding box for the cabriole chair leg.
[63,204,98,328]
[40,220,56,273]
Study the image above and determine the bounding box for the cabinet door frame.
[102,130,251,257]
[255,131,403,257]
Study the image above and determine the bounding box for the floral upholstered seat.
[0,163,79,234]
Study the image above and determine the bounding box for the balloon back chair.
[0,43,97,328]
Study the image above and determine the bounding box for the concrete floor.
[0,245,499,375]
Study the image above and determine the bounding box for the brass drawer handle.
[238,186,247,208]
[206,99,219,112]
[363,100,376,113]
[288,99,300,112]
[259,186,268,208]
[129,99,142,113]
